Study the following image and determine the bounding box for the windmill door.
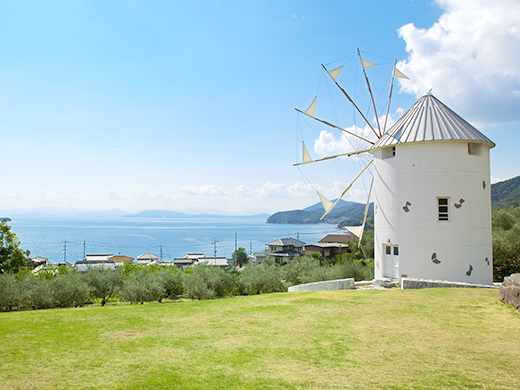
[383,245,399,278]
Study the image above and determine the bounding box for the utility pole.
[297,231,300,240]
[83,240,86,260]
[235,233,237,252]
[159,244,163,261]
[250,242,253,256]
[213,239,218,260]
[63,240,70,263]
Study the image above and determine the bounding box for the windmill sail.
[317,191,335,214]
[393,68,409,79]
[327,66,343,80]
[303,96,317,117]
[301,141,312,164]
[343,226,363,237]
[360,57,376,69]
[357,176,374,245]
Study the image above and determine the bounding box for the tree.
[83,267,124,306]
[0,219,28,274]
[231,247,249,268]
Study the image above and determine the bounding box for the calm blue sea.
[8,217,339,264]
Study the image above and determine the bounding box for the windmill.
[295,51,495,285]
[295,50,409,243]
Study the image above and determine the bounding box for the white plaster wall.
[371,141,493,285]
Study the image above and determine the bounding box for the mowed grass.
[1,288,519,389]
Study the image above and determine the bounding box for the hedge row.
[0,256,374,312]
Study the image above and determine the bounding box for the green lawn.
[1,288,519,389]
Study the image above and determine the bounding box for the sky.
[1,0,519,215]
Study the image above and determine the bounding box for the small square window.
[438,197,449,221]
[393,246,399,256]
[386,246,391,255]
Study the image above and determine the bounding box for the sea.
[8,217,340,264]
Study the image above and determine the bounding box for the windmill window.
[386,246,391,255]
[438,197,449,221]
[382,146,396,159]
[468,143,482,156]
[393,246,399,256]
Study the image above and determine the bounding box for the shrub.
[120,271,165,304]
[50,273,92,308]
[0,273,17,312]
[237,261,287,295]
[17,275,54,310]
[155,268,184,300]
[83,267,124,306]
[184,265,234,300]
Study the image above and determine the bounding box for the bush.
[0,273,17,312]
[83,267,124,306]
[184,265,234,300]
[50,273,92,308]
[155,268,184,300]
[120,271,165,304]
[17,275,54,310]
[237,261,287,295]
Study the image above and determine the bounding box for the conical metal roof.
[372,93,495,150]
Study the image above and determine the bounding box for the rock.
[499,273,520,310]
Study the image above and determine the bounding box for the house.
[305,234,355,261]
[109,255,134,266]
[136,253,160,265]
[77,253,134,270]
[264,237,305,264]
[75,261,117,272]
[370,93,494,285]
[30,256,49,267]
[173,253,228,269]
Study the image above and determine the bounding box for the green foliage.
[492,206,520,281]
[491,174,520,210]
[0,219,28,274]
[0,273,17,311]
[49,273,92,308]
[16,275,54,310]
[155,267,184,300]
[236,261,287,295]
[83,267,125,306]
[120,270,165,304]
[231,247,249,268]
[184,264,234,300]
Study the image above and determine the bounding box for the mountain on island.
[267,199,374,228]
[121,209,270,219]
[491,175,520,209]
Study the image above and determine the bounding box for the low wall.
[499,274,520,310]
[401,278,497,290]
[288,278,355,292]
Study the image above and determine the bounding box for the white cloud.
[258,182,288,198]
[181,185,226,196]
[397,0,520,126]
[233,185,254,197]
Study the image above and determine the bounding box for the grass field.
[1,288,519,389]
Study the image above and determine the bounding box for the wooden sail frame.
[295,52,409,240]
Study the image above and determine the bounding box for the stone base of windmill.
[401,278,498,290]
[499,274,520,310]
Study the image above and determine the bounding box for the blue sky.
[1,0,519,214]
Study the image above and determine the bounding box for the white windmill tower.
[296,52,495,286]
[370,93,494,285]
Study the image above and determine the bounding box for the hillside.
[491,175,520,209]
[267,201,374,229]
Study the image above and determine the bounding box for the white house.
[369,93,494,285]
[136,253,160,265]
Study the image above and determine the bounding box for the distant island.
[267,199,374,229]
[121,209,270,219]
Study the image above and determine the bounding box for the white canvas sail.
[343,226,363,237]
[317,191,334,214]
[393,68,409,79]
[301,141,312,164]
[360,58,376,69]
[303,96,317,117]
[327,66,343,81]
